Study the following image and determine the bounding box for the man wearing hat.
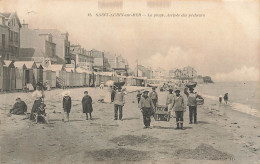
[172,89,185,129]
[114,87,125,120]
[149,87,158,107]
[139,90,155,128]
[184,87,203,124]
[9,97,27,115]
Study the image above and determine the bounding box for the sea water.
[196,81,260,118]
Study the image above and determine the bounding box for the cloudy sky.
[0,0,259,81]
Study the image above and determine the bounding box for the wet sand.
[0,87,259,164]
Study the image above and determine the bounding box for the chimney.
[22,20,29,28]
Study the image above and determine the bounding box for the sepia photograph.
[0,0,259,163]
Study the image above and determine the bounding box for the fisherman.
[149,87,158,107]
[9,97,27,115]
[224,93,228,104]
[139,90,155,129]
[184,87,203,124]
[113,87,125,120]
[172,89,186,129]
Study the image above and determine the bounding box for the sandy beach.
[0,87,259,164]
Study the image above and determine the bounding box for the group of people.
[219,93,229,104]
[9,86,48,123]
[137,86,204,129]
[8,83,204,130]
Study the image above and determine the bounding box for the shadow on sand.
[197,121,210,124]
[153,126,193,130]
[122,117,140,121]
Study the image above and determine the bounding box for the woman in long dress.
[104,86,112,103]
[30,86,45,120]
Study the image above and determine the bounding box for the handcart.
[154,105,171,122]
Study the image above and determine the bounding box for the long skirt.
[104,92,112,103]
[30,99,42,120]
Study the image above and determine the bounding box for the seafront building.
[0,12,21,60]
[70,44,94,71]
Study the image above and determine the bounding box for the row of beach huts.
[0,60,147,92]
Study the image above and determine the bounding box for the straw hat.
[62,90,71,96]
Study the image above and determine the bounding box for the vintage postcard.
[0,0,259,163]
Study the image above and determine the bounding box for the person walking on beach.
[136,90,142,104]
[184,87,203,124]
[82,91,93,120]
[149,87,158,108]
[172,89,186,129]
[139,90,155,129]
[62,91,71,122]
[114,87,125,120]
[219,95,223,104]
[224,93,229,104]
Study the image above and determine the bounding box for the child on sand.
[62,91,71,122]
[219,95,222,104]
[82,91,93,120]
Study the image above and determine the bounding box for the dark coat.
[63,96,72,113]
[82,95,93,113]
[10,101,27,115]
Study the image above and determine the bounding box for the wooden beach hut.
[0,60,16,91]
[13,62,27,90]
[35,63,44,85]
[43,70,56,88]
[14,61,37,88]
[76,67,93,87]
[3,60,16,91]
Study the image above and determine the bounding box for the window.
[9,31,11,40]
[16,33,19,42]
[11,31,13,41]
[2,34,5,49]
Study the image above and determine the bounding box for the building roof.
[44,64,64,71]
[36,63,43,69]
[0,12,22,28]
[19,48,45,58]
[0,13,11,18]
[3,60,14,67]
[65,67,74,72]
[138,65,150,72]
[76,67,93,74]
[13,62,27,69]
[37,29,63,38]
[14,61,36,69]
